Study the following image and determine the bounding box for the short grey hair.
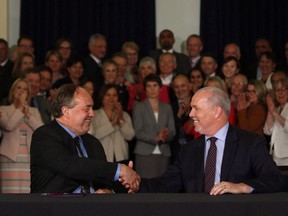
[139,56,156,70]
[88,33,106,46]
[196,86,231,116]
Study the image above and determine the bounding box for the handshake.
[119,161,141,193]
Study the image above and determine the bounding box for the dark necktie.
[204,137,217,193]
[74,137,85,157]
[73,137,90,193]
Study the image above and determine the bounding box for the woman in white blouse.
[92,84,134,163]
[264,78,288,168]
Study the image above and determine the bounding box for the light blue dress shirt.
[204,122,229,185]
[56,120,120,193]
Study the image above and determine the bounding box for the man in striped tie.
[139,86,284,194]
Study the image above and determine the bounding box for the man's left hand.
[209,181,251,195]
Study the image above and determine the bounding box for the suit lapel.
[144,100,158,126]
[220,125,238,181]
[196,136,206,191]
[52,120,78,155]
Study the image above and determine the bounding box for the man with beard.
[139,86,284,194]
[149,29,190,76]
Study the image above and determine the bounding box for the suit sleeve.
[242,135,284,193]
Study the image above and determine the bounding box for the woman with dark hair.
[91,84,134,163]
[52,56,84,89]
[56,37,73,69]
[220,56,240,90]
[258,51,277,90]
[133,73,175,178]
[189,68,206,93]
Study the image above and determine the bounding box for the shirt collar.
[0,58,8,66]
[90,54,101,65]
[56,120,77,139]
[205,122,229,143]
[162,49,174,53]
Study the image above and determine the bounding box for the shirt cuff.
[113,163,120,181]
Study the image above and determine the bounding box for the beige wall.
[156,0,200,53]
[0,0,8,40]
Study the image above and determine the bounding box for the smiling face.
[190,69,205,90]
[64,88,94,136]
[20,56,34,71]
[274,81,288,107]
[173,75,191,100]
[103,63,117,84]
[246,84,258,104]
[259,55,275,77]
[189,90,218,135]
[67,62,84,80]
[222,59,239,78]
[102,87,118,108]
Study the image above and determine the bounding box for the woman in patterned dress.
[0,78,43,193]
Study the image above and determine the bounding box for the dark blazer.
[149,49,191,75]
[31,96,52,124]
[140,125,284,193]
[83,55,104,95]
[30,120,123,193]
[0,59,14,104]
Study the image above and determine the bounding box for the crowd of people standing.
[1,29,288,193]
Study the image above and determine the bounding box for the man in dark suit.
[83,33,106,100]
[139,86,284,194]
[186,34,203,70]
[30,84,140,193]
[149,29,190,76]
[0,38,14,104]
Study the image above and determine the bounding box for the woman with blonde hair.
[0,78,43,193]
[264,78,288,168]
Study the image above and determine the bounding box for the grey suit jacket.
[133,99,175,157]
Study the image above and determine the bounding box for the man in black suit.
[0,38,14,104]
[83,33,107,100]
[149,29,190,76]
[186,34,203,69]
[30,84,140,193]
[139,86,284,194]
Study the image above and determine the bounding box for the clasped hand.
[119,161,141,193]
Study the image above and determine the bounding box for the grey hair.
[139,56,156,70]
[196,86,231,116]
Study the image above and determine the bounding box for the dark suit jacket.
[149,49,191,75]
[32,96,51,124]
[83,55,104,96]
[140,125,284,193]
[30,120,123,193]
[0,60,14,104]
